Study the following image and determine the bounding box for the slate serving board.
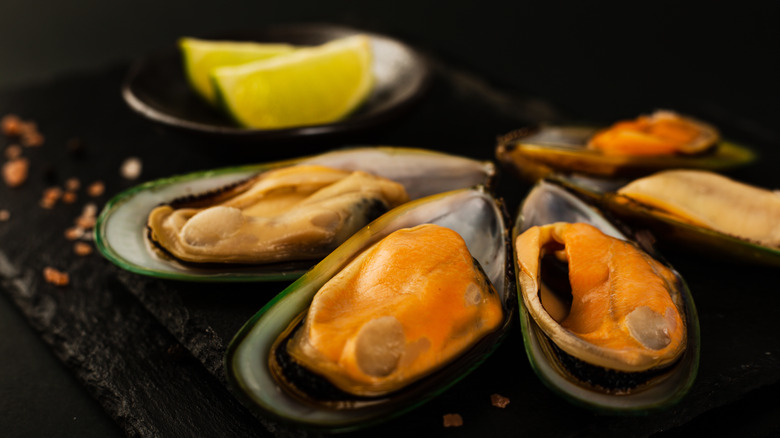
[2,53,780,437]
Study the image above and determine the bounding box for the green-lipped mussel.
[512,179,699,412]
[225,187,514,431]
[95,147,495,281]
[496,110,754,182]
[146,164,410,265]
[551,170,780,267]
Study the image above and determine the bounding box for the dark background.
[1,1,778,437]
[2,1,777,123]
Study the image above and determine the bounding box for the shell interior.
[225,187,513,431]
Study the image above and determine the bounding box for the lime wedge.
[180,37,296,104]
[211,35,374,130]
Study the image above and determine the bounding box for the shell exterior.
[95,147,495,282]
[225,187,514,431]
[513,179,699,413]
[495,123,754,181]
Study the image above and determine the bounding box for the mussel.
[95,147,495,281]
[225,187,514,430]
[552,170,780,267]
[512,180,699,412]
[616,170,780,249]
[271,223,504,400]
[496,110,754,181]
[146,165,410,264]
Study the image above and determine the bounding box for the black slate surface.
[2,52,780,438]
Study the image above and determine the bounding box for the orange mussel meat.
[281,223,504,397]
[515,222,686,372]
[587,110,718,156]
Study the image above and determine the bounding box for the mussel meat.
[271,223,504,401]
[616,169,780,249]
[147,165,409,264]
[587,110,718,156]
[516,222,686,381]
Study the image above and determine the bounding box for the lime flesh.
[211,35,374,130]
[180,37,296,105]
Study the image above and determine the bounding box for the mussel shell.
[94,147,495,282]
[513,179,700,413]
[225,187,514,431]
[552,175,780,267]
[496,125,755,181]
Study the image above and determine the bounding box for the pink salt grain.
[120,157,142,180]
[43,267,69,286]
[443,413,463,427]
[2,158,29,187]
[490,393,510,408]
[65,177,80,191]
[4,144,22,160]
[40,187,63,209]
[74,242,93,256]
[65,227,84,240]
[22,131,44,147]
[1,114,22,136]
[87,181,105,197]
[76,215,96,230]
[62,191,77,204]
[0,209,9,221]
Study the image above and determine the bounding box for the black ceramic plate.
[121,23,431,141]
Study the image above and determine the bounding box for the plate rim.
[121,22,433,140]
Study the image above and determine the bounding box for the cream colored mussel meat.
[275,223,504,398]
[147,164,409,264]
[617,169,780,248]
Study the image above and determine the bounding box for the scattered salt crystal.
[74,203,98,230]
[22,130,44,147]
[76,216,96,230]
[0,209,9,221]
[4,144,22,159]
[74,242,92,256]
[62,191,77,204]
[2,158,29,187]
[1,114,22,136]
[43,186,63,200]
[443,413,463,427]
[40,186,63,209]
[65,227,85,240]
[82,203,98,217]
[65,177,80,191]
[120,157,142,180]
[87,181,105,197]
[43,267,69,286]
[490,393,510,408]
